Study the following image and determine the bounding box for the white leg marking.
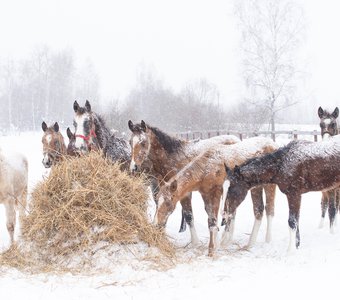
[190,225,200,246]
[220,217,235,247]
[265,215,273,243]
[287,227,297,253]
[318,217,325,229]
[334,214,338,227]
[248,218,262,248]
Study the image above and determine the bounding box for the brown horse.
[154,137,278,256]
[128,120,240,245]
[41,121,77,168]
[73,101,131,170]
[225,137,340,252]
[41,121,67,168]
[318,106,340,232]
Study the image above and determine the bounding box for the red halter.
[75,129,97,144]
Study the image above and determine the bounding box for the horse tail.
[179,209,187,232]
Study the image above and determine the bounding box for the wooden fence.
[176,129,321,142]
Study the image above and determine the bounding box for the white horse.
[0,148,28,246]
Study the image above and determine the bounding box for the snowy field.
[0,130,339,300]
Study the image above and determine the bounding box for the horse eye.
[320,123,325,128]
[330,122,336,128]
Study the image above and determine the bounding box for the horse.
[0,147,28,246]
[41,121,77,168]
[73,100,131,170]
[318,106,340,232]
[41,121,67,168]
[128,120,240,245]
[225,137,340,253]
[66,127,78,157]
[154,137,278,256]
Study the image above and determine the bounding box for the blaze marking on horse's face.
[46,134,52,145]
[130,132,150,172]
[74,113,90,150]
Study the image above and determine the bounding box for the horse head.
[128,120,151,173]
[73,100,98,153]
[66,127,78,157]
[153,179,178,227]
[41,121,66,168]
[318,106,339,139]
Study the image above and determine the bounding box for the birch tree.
[236,0,304,131]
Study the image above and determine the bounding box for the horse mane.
[238,141,301,173]
[93,113,112,149]
[148,125,184,154]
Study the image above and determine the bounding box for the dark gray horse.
[73,100,131,169]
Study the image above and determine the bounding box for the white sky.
[0,0,339,109]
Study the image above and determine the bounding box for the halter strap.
[75,129,97,143]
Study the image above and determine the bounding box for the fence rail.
[176,129,321,142]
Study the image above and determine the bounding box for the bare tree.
[236,0,304,131]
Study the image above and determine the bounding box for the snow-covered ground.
[0,130,339,300]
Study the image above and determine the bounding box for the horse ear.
[85,100,91,112]
[128,120,134,132]
[170,180,178,193]
[332,107,339,119]
[318,106,324,118]
[73,100,80,112]
[53,122,59,132]
[42,121,48,132]
[66,127,73,139]
[141,120,147,132]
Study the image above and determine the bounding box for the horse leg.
[247,186,264,248]
[287,193,301,253]
[202,187,222,257]
[180,193,199,246]
[220,192,236,247]
[328,190,336,234]
[4,200,16,246]
[319,192,328,229]
[264,184,276,243]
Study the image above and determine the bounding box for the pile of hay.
[0,152,175,273]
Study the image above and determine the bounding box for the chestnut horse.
[154,137,278,256]
[41,121,76,167]
[73,100,131,170]
[318,106,340,232]
[225,137,340,252]
[128,120,240,245]
[0,147,28,246]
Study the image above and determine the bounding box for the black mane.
[240,141,305,175]
[148,125,184,154]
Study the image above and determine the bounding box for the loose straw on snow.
[0,152,175,274]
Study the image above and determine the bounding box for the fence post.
[208,132,211,139]
[293,130,298,140]
[313,130,318,142]
[271,132,275,141]
[239,133,243,141]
